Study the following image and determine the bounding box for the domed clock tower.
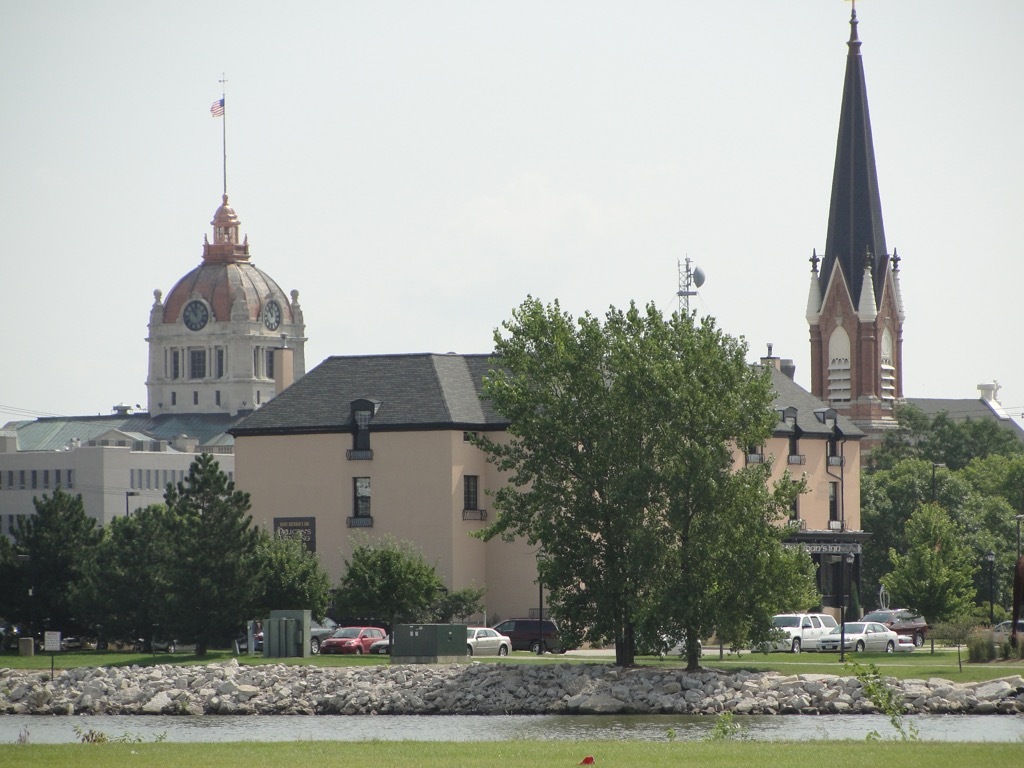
[146,194,306,416]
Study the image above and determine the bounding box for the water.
[2,713,1022,744]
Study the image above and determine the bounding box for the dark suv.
[861,609,928,646]
[492,618,570,654]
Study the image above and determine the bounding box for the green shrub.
[966,629,996,662]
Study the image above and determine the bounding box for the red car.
[319,626,387,654]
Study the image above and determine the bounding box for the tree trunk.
[614,621,635,666]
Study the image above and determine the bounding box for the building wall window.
[19,470,26,489]
[827,327,852,404]
[215,390,221,406]
[66,469,73,489]
[354,477,371,517]
[829,481,839,521]
[171,392,177,406]
[464,475,479,511]
[42,470,49,489]
[266,350,275,379]
[31,470,37,489]
[216,347,225,378]
[193,391,199,405]
[170,349,181,380]
[189,349,206,379]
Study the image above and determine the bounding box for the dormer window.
[348,398,379,460]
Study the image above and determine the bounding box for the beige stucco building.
[230,350,865,624]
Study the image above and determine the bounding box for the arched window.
[827,327,851,404]
[880,328,896,403]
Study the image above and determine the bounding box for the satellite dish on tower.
[692,265,706,288]
[677,257,707,314]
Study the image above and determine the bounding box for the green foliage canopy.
[881,504,978,623]
[476,298,817,667]
[334,535,448,625]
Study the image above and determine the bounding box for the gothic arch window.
[827,327,851,404]
[880,328,896,404]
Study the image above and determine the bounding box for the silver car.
[466,627,511,657]
[817,622,899,653]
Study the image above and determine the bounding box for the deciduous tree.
[333,535,447,626]
[477,298,816,667]
[881,504,977,624]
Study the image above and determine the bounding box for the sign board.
[274,516,316,552]
[44,631,61,652]
[785,542,861,555]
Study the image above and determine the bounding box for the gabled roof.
[818,8,889,311]
[229,353,510,437]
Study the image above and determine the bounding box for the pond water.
[2,713,1023,744]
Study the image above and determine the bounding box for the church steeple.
[818,6,889,310]
[807,8,905,437]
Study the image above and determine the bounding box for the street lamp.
[931,463,945,502]
[15,553,33,642]
[125,490,140,517]
[839,553,854,662]
[985,550,995,624]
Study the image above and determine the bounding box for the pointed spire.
[819,7,888,310]
[891,248,907,322]
[806,250,822,323]
[857,253,877,321]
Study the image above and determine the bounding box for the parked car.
[0,619,32,651]
[467,627,511,657]
[320,626,387,655]
[817,622,899,653]
[895,635,915,653]
[765,613,838,653]
[861,609,928,647]
[134,637,180,653]
[309,617,339,655]
[992,620,1024,647]
[492,618,570,654]
[653,636,701,659]
[369,636,392,655]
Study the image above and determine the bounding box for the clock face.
[263,300,282,331]
[183,300,209,331]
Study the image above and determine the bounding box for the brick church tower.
[807,8,906,438]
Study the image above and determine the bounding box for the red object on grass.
[579,758,595,765]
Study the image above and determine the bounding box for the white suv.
[766,613,838,653]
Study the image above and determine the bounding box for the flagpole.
[219,74,228,195]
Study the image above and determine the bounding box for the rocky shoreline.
[2,660,1023,717]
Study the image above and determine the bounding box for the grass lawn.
[1,739,1021,767]
[1,644,1020,685]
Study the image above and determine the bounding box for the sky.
[2,1,1022,427]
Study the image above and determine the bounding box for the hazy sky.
[2,1,1022,427]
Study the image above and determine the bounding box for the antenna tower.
[676,257,706,315]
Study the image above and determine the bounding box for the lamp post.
[931,463,945,502]
[985,550,995,624]
[15,553,33,643]
[839,553,854,662]
[125,490,140,517]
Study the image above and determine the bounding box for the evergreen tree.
[9,489,102,636]
[162,453,262,656]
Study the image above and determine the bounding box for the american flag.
[210,98,225,117]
